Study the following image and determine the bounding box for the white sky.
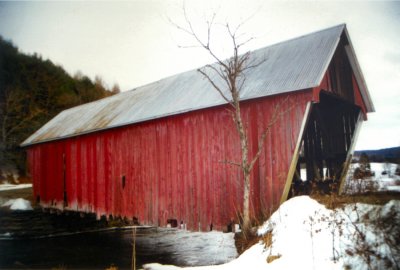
[0,0,399,150]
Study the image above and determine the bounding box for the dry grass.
[266,254,281,263]
[234,230,261,255]
[262,230,273,248]
[311,192,400,209]
[235,192,400,255]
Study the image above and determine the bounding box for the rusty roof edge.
[21,24,347,147]
[20,100,228,147]
[20,87,315,147]
[19,101,229,147]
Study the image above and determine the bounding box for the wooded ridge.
[0,36,118,180]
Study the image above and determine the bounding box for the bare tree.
[172,9,289,231]
[111,83,121,95]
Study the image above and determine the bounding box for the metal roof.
[21,24,373,146]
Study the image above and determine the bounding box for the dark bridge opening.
[289,93,361,197]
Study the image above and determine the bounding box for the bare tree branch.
[197,69,235,107]
[171,6,285,232]
[203,64,229,88]
[249,96,294,171]
[237,76,247,93]
[219,159,241,167]
[206,12,216,47]
[5,108,44,139]
[237,36,255,48]
[177,44,203,49]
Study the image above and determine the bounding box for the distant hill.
[0,36,119,179]
[354,147,400,162]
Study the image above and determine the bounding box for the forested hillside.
[354,147,400,163]
[0,36,119,180]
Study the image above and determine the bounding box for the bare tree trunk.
[233,96,252,230]
[243,172,251,230]
[172,9,290,232]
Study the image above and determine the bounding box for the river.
[0,188,237,269]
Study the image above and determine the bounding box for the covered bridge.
[22,24,374,231]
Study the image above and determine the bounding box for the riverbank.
[0,186,237,269]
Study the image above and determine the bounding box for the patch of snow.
[0,232,12,239]
[344,162,400,194]
[300,168,306,181]
[380,200,400,220]
[387,185,400,192]
[0,183,32,191]
[143,196,400,270]
[2,198,33,210]
[370,162,397,176]
[141,229,237,266]
[300,168,327,181]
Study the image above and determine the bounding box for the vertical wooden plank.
[29,90,314,230]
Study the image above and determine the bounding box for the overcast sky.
[0,0,399,150]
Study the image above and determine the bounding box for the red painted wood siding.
[311,36,370,119]
[352,75,368,119]
[27,90,312,231]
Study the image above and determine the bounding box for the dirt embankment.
[0,186,133,238]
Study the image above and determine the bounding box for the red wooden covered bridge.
[22,24,374,231]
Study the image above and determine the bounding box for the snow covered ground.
[0,183,32,191]
[368,162,400,192]
[344,162,400,194]
[143,196,400,270]
[0,183,33,206]
[1,163,398,269]
[1,198,33,210]
[140,163,399,270]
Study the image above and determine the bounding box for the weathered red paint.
[24,29,374,232]
[27,91,312,231]
[353,75,368,119]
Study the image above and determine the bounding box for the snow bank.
[0,183,32,191]
[143,196,400,270]
[2,198,33,210]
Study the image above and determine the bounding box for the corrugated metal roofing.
[21,24,371,146]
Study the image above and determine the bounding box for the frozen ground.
[368,162,400,192]
[0,185,237,269]
[0,184,33,210]
[144,196,400,270]
[143,163,400,269]
[0,183,33,206]
[137,229,237,267]
[0,183,32,191]
[344,162,400,194]
[1,198,33,210]
[1,163,399,269]
[1,213,236,269]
